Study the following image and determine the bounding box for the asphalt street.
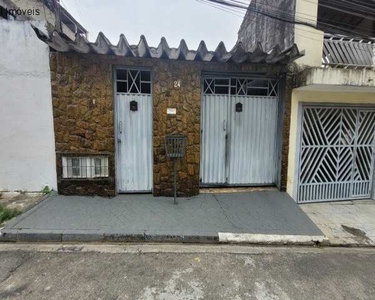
[0,244,374,300]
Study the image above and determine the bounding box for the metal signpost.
[164,135,187,205]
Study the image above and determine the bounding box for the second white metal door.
[200,77,279,186]
[227,95,279,185]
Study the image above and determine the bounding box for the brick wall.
[279,74,294,191]
[50,53,115,196]
[50,52,289,197]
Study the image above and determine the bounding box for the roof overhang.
[32,26,304,64]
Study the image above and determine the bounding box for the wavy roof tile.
[32,27,304,64]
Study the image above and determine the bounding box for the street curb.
[324,241,375,248]
[62,233,105,243]
[0,230,219,244]
[144,234,218,244]
[4,230,374,246]
[218,233,329,246]
[0,230,329,246]
[103,233,145,243]
[17,232,62,243]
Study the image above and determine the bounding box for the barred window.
[203,78,279,97]
[71,158,81,177]
[62,156,109,178]
[116,69,151,94]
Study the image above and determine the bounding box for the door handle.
[225,132,229,162]
[118,121,123,144]
[223,120,226,132]
[119,121,123,134]
[225,130,229,183]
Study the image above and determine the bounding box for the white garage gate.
[297,105,375,203]
[200,76,281,186]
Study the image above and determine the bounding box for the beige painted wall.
[287,89,375,200]
[294,0,324,67]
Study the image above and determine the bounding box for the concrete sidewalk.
[301,200,375,246]
[0,191,324,244]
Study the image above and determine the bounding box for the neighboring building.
[239,0,375,203]
[238,0,296,52]
[0,0,87,40]
[0,0,86,192]
[32,26,303,197]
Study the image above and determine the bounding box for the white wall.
[0,19,57,191]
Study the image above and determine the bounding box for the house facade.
[239,0,375,203]
[25,0,375,203]
[33,26,302,197]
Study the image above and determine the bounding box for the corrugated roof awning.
[32,26,304,64]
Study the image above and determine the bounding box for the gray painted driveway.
[2,191,322,241]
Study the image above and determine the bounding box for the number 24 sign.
[174,80,181,88]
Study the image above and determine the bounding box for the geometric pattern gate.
[297,106,375,203]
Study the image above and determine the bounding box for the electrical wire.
[199,0,375,40]
[73,0,92,39]
[200,0,367,39]
[197,0,374,56]
[252,0,375,34]
[215,0,375,27]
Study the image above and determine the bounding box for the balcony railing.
[322,35,374,69]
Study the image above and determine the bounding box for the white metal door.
[297,106,375,203]
[115,69,152,192]
[200,94,229,184]
[200,77,279,186]
[227,96,278,185]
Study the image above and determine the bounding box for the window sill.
[60,177,111,181]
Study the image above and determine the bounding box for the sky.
[60,0,246,51]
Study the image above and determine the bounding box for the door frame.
[199,71,285,188]
[113,66,154,194]
[294,102,375,203]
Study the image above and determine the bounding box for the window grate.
[62,156,109,179]
[203,78,279,97]
[116,69,151,94]
[165,135,187,158]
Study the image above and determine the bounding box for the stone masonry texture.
[50,52,290,197]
